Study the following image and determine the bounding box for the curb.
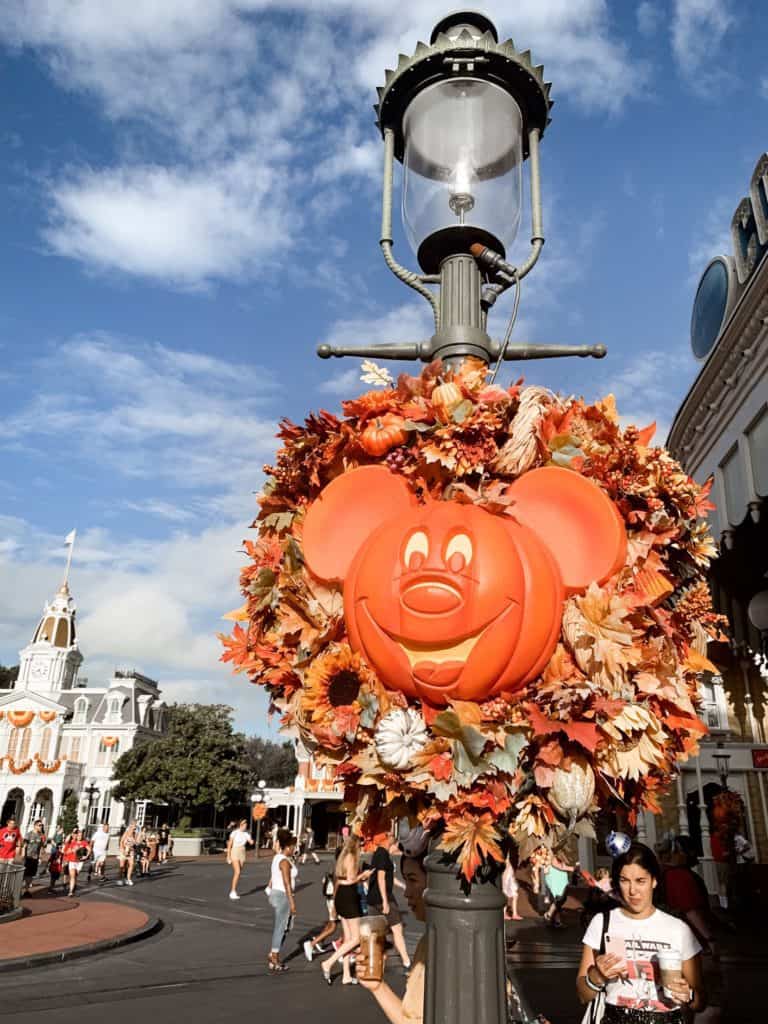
[0,915,164,973]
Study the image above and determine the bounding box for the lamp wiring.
[488,271,520,385]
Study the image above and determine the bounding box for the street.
[0,857,764,1023]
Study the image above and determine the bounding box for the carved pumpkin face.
[302,465,626,706]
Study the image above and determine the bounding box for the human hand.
[358,977,384,993]
[594,953,627,981]
[665,977,692,1006]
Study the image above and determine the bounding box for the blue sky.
[1,1,766,735]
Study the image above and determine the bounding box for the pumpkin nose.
[401,581,462,614]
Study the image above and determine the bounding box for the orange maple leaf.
[441,812,503,882]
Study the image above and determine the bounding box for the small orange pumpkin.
[39,710,57,723]
[360,413,408,457]
[8,710,35,728]
[431,380,463,422]
[102,736,119,748]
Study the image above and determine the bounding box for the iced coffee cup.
[356,914,389,982]
[658,952,683,999]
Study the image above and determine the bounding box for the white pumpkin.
[549,755,596,823]
[375,708,428,770]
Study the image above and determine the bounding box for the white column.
[742,774,758,853]
[741,659,762,742]
[695,756,719,895]
[676,774,689,836]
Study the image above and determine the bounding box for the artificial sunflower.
[299,644,381,749]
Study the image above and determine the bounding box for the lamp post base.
[424,847,515,1024]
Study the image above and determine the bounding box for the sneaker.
[126,879,134,886]
[314,943,330,954]
[116,880,124,886]
[229,892,240,900]
[303,940,314,962]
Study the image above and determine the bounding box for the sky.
[1,0,766,736]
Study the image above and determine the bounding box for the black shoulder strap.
[599,908,611,955]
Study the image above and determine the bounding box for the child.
[502,854,522,921]
[48,844,63,893]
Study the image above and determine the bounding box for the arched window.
[7,728,19,759]
[74,697,88,724]
[19,727,32,761]
[39,727,52,762]
[97,737,120,766]
[54,618,69,647]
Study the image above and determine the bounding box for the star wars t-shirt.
[582,907,700,1012]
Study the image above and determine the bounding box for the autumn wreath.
[221,359,724,879]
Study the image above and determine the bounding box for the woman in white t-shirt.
[577,843,706,1023]
[226,818,254,900]
[267,829,298,973]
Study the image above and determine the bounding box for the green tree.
[243,737,298,788]
[0,664,19,689]
[57,793,79,835]
[111,703,249,819]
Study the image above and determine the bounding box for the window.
[106,697,122,724]
[699,675,729,732]
[720,445,749,525]
[19,727,32,761]
[6,728,19,759]
[99,789,112,824]
[54,618,69,647]
[74,698,88,724]
[39,727,52,763]
[69,735,81,763]
[96,738,119,766]
[747,407,768,497]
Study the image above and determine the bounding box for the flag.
[65,529,76,545]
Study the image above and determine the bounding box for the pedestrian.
[303,867,340,961]
[660,836,716,955]
[117,821,137,886]
[577,842,707,1022]
[267,829,298,973]
[320,835,372,985]
[542,853,576,928]
[226,817,254,900]
[0,816,22,864]
[301,825,320,864]
[365,833,412,974]
[47,843,63,893]
[22,819,47,894]
[502,853,522,921]
[157,823,170,863]
[147,828,159,867]
[270,821,279,850]
[90,822,110,882]
[136,827,151,876]
[359,827,429,1021]
[62,827,90,897]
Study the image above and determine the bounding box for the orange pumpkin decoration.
[102,736,119,748]
[431,380,463,422]
[39,710,57,723]
[302,465,626,706]
[8,710,35,728]
[360,414,408,457]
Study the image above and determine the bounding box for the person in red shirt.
[0,817,22,863]
[62,828,90,896]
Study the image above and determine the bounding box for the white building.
[0,578,166,834]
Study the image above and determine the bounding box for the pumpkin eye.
[403,530,429,569]
[445,533,473,571]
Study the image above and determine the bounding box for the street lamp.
[317,10,606,371]
[251,780,268,857]
[83,779,100,837]
[713,746,731,789]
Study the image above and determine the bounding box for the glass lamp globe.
[402,77,523,273]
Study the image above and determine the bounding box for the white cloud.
[671,0,736,92]
[2,2,649,286]
[637,2,662,37]
[687,195,734,281]
[0,515,272,734]
[600,348,697,443]
[0,332,279,501]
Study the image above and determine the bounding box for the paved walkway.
[0,888,152,966]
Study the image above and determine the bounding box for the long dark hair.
[611,842,662,892]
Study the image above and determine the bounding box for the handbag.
[580,909,611,1024]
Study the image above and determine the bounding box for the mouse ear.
[507,466,627,594]
[302,466,418,583]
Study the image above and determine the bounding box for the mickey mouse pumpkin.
[302,465,626,707]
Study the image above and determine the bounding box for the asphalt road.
[0,857,764,1024]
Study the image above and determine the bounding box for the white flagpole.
[63,529,77,587]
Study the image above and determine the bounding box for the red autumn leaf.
[637,422,656,447]
[535,739,564,767]
[441,812,503,882]
[429,752,453,781]
[527,706,600,753]
[665,714,709,736]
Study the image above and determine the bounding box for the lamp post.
[314,12,596,1023]
[251,780,267,857]
[713,746,731,790]
[83,780,100,838]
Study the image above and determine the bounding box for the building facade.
[662,151,768,893]
[0,579,166,834]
